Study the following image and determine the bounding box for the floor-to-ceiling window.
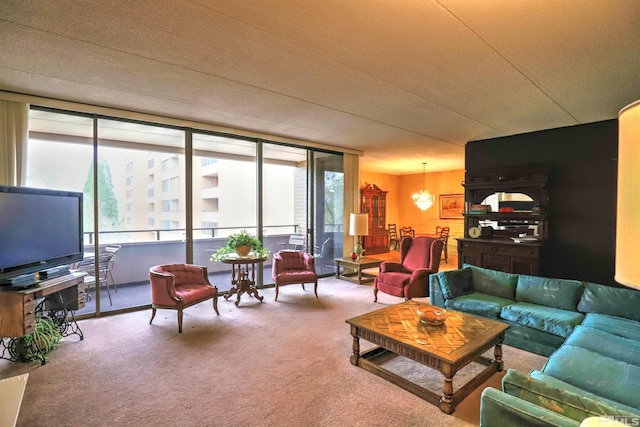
[94,118,186,313]
[24,105,343,316]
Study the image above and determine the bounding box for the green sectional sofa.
[429,265,640,426]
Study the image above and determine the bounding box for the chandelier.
[412,162,434,210]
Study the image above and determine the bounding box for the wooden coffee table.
[334,257,382,284]
[345,300,509,414]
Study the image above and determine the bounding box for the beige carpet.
[0,277,547,427]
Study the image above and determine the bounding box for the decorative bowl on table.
[417,306,447,326]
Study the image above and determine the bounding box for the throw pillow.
[440,267,474,299]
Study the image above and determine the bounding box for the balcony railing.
[77,225,343,314]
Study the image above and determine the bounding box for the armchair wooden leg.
[213,294,219,315]
[149,307,157,325]
[275,284,280,301]
[373,288,378,303]
[313,280,318,298]
[301,283,306,291]
[177,301,184,333]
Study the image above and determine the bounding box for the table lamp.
[349,213,369,260]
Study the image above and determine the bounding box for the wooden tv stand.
[0,272,86,364]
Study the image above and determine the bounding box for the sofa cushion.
[577,282,640,322]
[502,369,640,422]
[438,267,473,299]
[515,275,583,311]
[500,303,584,338]
[466,264,517,300]
[565,325,640,366]
[445,292,514,319]
[581,313,640,341]
[542,344,640,409]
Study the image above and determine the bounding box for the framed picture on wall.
[440,194,464,219]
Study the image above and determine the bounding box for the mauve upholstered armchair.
[373,236,444,302]
[271,251,318,301]
[149,264,219,333]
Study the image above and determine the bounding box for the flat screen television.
[0,185,84,285]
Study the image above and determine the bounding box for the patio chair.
[278,233,306,251]
[75,254,113,306]
[313,237,332,274]
[102,245,121,291]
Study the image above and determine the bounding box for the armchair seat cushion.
[175,283,217,305]
[274,270,317,285]
[376,272,411,289]
[500,302,584,338]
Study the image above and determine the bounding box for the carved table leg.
[224,264,238,301]
[494,343,504,372]
[224,286,238,301]
[350,328,360,366]
[439,363,455,414]
[245,282,264,302]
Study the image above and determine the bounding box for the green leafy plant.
[20,317,62,362]
[210,230,269,261]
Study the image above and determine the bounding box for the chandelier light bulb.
[412,162,433,210]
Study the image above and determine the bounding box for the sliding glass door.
[25,106,343,315]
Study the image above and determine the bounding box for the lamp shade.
[349,213,369,236]
[616,100,640,289]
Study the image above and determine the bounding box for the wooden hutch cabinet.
[360,183,388,255]
[457,165,549,275]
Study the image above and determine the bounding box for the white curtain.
[343,153,360,257]
[0,100,29,186]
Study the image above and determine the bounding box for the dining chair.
[399,226,415,239]
[388,224,400,251]
[435,226,450,263]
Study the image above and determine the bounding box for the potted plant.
[210,230,269,261]
[11,317,62,363]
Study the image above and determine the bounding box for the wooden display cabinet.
[458,165,549,275]
[360,183,388,255]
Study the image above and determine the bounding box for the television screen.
[0,186,83,284]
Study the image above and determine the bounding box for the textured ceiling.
[1,0,639,175]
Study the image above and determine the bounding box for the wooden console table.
[219,255,266,306]
[0,272,86,364]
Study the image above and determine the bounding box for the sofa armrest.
[429,273,446,307]
[480,387,579,427]
[502,369,640,422]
